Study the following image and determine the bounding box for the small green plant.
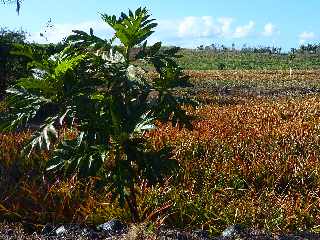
[0,7,192,222]
[288,53,295,77]
[216,62,226,70]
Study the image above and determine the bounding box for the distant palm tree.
[1,0,22,14]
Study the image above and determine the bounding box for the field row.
[186,70,320,81]
[178,50,320,70]
[180,70,320,99]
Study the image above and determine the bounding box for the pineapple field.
[1,7,320,239]
[2,69,320,237]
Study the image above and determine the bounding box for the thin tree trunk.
[0,59,7,100]
[126,185,140,223]
[0,44,9,100]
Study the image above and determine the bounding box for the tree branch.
[1,0,22,14]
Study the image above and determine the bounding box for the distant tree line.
[290,44,320,54]
[196,43,282,54]
[196,43,320,55]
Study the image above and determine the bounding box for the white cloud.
[177,16,220,38]
[217,17,233,36]
[177,16,256,39]
[262,23,276,37]
[233,21,255,38]
[178,16,199,37]
[28,20,113,43]
[201,16,220,37]
[299,31,316,44]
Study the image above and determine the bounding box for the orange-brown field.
[186,69,320,81]
[1,70,320,235]
[146,95,320,233]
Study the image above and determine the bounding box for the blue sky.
[1,0,319,50]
